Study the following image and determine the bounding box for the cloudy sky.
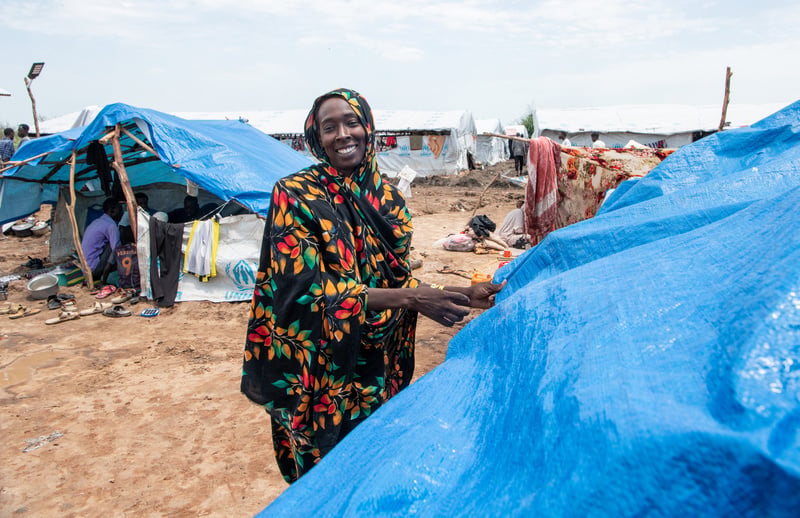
[2,0,798,128]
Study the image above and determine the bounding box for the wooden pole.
[0,151,52,174]
[120,127,159,157]
[110,124,139,240]
[24,77,41,138]
[487,132,528,143]
[718,66,733,132]
[66,151,94,291]
[472,170,503,216]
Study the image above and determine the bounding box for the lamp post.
[25,62,45,138]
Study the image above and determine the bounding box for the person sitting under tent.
[168,195,200,224]
[81,197,122,282]
[591,132,606,148]
[558,132,572,147]
[102,225,140,295]
[497,200,529,249]
[119,192,153,229]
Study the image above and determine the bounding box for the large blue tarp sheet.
[260,100,800,516]
[0,103,313,224]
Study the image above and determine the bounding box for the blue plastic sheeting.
[260,100,800,517]
[0,103,313,224]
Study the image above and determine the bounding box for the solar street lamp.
[24,62,45,138]
[28,62,45,80]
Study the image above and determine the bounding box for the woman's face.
[317,97,367,176]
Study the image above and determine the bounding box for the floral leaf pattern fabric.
[242,88,419,483]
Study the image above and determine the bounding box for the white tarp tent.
[178,109,478,176]
[534,103,791,148]
[38,105,102,135]
[371,110,477,176]
[475,118,509,166]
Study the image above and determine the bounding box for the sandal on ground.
[103,305,131,318]
[79,302,113,316]
[46,295,62,310]
[57,293,75,301]
[0,302,22,315]
[45,311,80,325]
[110,289,134,305]
[95,285,117,299]
[60,300,78,312]
[9,307,42,319]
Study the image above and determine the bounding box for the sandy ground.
[0,162,523,517]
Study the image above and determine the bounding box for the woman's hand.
[464,280,506,309]
[412,287,471,327]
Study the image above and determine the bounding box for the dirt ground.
[0,161,523,517]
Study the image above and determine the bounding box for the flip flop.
[110,289,134,305]
[103,305,131,318]
[9,307,42,319]
[0,302,22,315]
[78,302,113,316]
[45,311,80,325]
[60,300,78,312]
[95,285,117,299]
[46,295,62,310]
[57,293,75,301]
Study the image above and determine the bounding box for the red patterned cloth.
[524,137,562,245]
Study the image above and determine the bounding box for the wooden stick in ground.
[110,124,140,240]
[24,77,41,138]
[718,66,733,132]
[66,150,94,291]
[472,169,503,216]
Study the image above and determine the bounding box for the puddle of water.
[1,350,68,391]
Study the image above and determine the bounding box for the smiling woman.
[241,88,503,483]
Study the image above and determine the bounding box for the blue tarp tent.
[0,103,314,225]
[259,100,800,516]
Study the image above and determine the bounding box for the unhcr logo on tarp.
[227,260,257,290]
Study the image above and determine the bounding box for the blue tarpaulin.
[0,103,313,225]
[260,100,800,516]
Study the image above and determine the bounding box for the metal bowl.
[11,222,34,237]
[27,273,60,300]
[31,221,50,236]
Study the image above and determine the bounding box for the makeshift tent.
[535,103,790,148]
[474,118,509,166]
[372,110,477,176]
[175,108,479,177]
[259,100,800,516]
[38,105,102,135]
[1,103,313,301]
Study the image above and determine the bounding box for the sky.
[2,0,799,129]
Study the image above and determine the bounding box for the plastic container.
[471,272,493,285]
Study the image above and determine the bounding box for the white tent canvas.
[535,103,790,148]
[475,118,509,166]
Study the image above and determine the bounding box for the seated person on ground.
[498,200,529,249]
[81,197,122,281]
[119,191,153,228]
[168,195,200,223]
[104,225,140,292]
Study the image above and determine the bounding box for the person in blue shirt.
[0,128,15,162]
